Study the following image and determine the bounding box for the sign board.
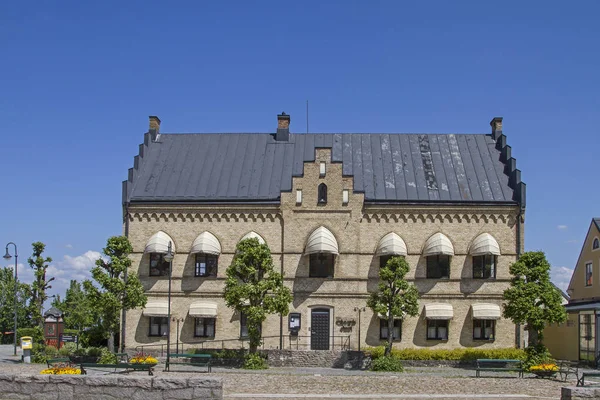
[60,334,78,343]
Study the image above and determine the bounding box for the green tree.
[0,267,31,343]
[503,251,567,348]
[27,242,54,328]
[367,256,419,356]
[55,280,96,335]
[83,236,146,352]
[224,238,292,354]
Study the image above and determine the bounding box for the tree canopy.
[27,242,54,328]
[224,238,292,353]
[0,267,31,344]
[503,251,566,347]
[367,256,419,356]
[83,236,146,351]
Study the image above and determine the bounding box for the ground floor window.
[473,319,495,340]
[579,313,596,361]
[427,320,448,340]
[380,319,401,340]
[194,318,216,337]
[149,317,168,337]
[240,312,261,339]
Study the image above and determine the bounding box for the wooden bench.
[475,359,524,378]
[79,362,155,376]
[46,358,72,368]
[166,353,211,372]
[557,360,579,382]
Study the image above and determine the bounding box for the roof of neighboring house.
[123,124,525,205]
[594,218,600,232]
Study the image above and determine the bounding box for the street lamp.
[354,307,366,352]
[3,242,18,357]
[163,242,174,372]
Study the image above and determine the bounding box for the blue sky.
[1,1,598,300]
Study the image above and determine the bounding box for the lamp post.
[3,243,18,356]
[163,242,174,372]
[172,317,184,354]
[354,307,366,352]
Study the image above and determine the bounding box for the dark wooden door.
[311,309,330,350]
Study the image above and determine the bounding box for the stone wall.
[562,386,600,399]
[0,374,222,400]
[267,349,346,368]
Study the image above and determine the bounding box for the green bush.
[72,347,87,356]
[364,347,525,361]
[98,348,117,364]
[243,353,268,369]
[371,355,404,372]
[86,347,103,357]
[17,327,44,344]
[522,344,553,370]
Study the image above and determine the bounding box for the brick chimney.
[490,117,503,140]
[276,112,290,141]
[149,116,161,141]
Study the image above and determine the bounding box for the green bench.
[166,353,211,372]
[557,360,579,382]
[80,362,155,376]
[476,359,524,378]
[46,358,72,368]
[577,372,600,386]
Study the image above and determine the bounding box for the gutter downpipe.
[121,202,130,353]
[515,206,523,348]
[280,212,284,350]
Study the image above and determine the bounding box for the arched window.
[318,183,327,204]
[594,238,599,250]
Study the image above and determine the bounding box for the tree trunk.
[107,333,115,353]
[385,316,394,357]
[527,326,539,348]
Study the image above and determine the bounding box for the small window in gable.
[593,238,599,250]
[318,183,327,204]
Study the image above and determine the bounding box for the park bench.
[557,360,579,382]
[166,353,212,372]
[79,362,155,376]
[577,371,600,386]
[46,358,72,368]
[475,359,524,378]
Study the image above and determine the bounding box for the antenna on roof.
[306,100,309,134]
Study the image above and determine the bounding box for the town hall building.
[122,113,526,351]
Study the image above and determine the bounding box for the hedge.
[365,346,525,361]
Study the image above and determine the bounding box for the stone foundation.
[267,349,346,368]
[0,374,222,400]
[562,386,600,399]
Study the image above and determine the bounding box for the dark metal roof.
[123,132,525,205]
[594,218,600,232]
[44,307,63,318]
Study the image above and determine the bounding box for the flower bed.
[130,352,158,365]
[41,363,81,375]
[529,363,558,378]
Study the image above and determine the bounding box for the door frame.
[308,305,334,350]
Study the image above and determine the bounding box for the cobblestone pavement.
[0,346,584,400]
[0,361,571,399]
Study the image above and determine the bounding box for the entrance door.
[311,308,330,350]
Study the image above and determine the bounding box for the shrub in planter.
[243,353,268,370]
[97,348,117,364]
[371,356,404,372]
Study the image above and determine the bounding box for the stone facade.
[124,145,524,352]
[0,374,222,400]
